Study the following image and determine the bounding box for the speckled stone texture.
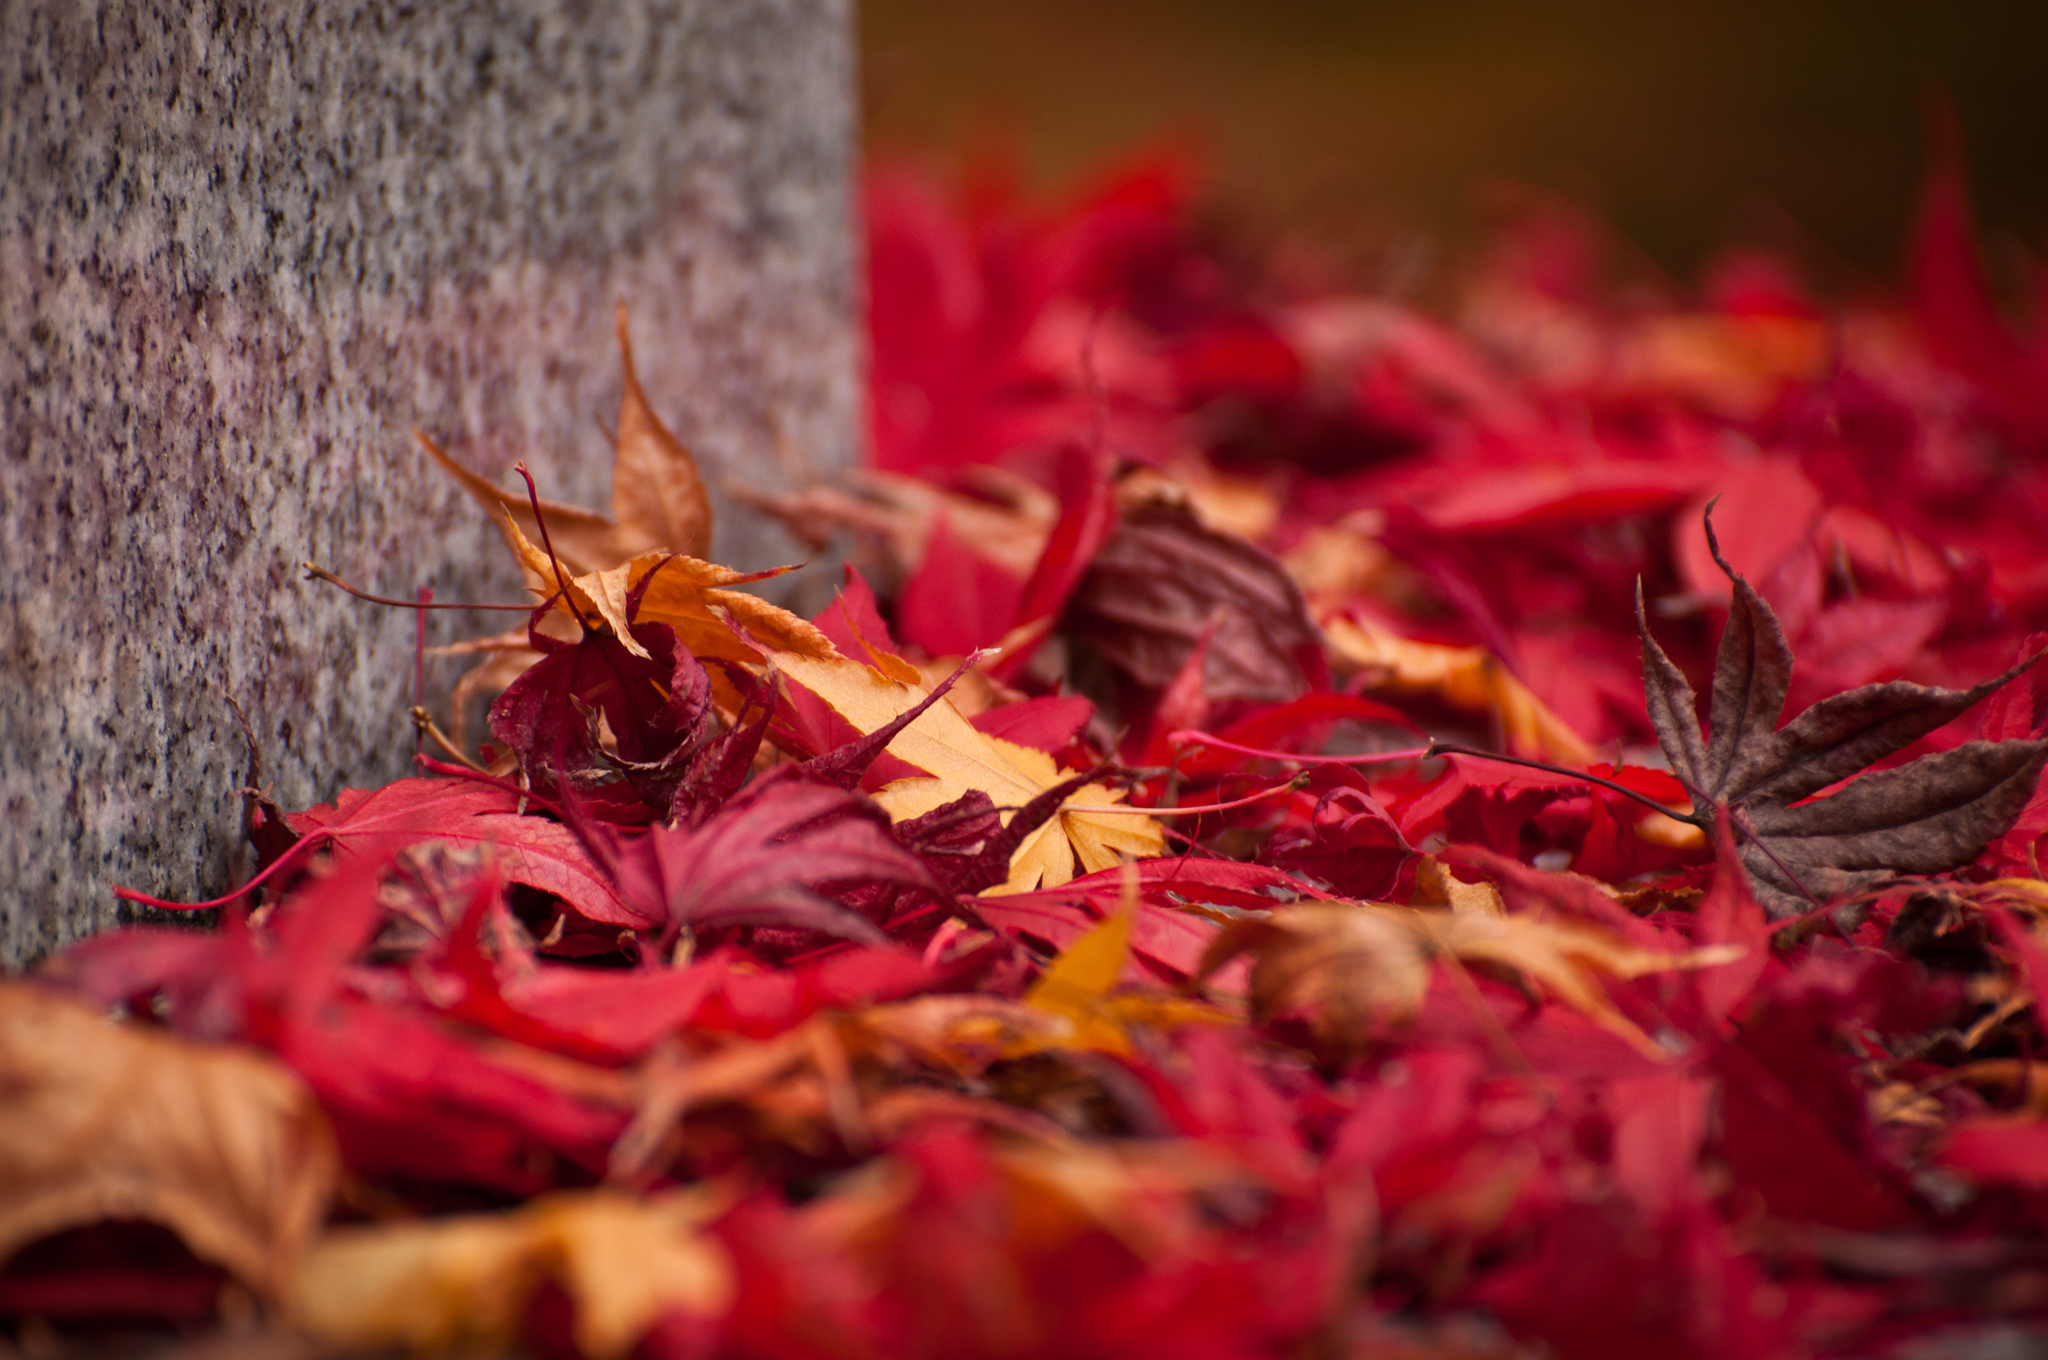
[0,1,857,964]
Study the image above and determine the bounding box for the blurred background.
[861,0,2048,296]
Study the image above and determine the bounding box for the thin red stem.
[112,830,335,912]
[1424,741,1694,823]
[1063,775,1311,817]
[415,755,566,815]
[1168,730,1433,767]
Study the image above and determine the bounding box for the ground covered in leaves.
[11,146,2048,1360]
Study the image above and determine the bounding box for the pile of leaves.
[12,147,2048,1359]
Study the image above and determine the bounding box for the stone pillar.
[0,1,858,963]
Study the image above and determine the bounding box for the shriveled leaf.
[420,308,709,571]
[1640,510,2048,917]
[1202,904,1434,1061]
[1412,855,1506,916]
[1200,900,1737,1061]
[496,516,835,687]
[0,984,337,1302]
[488,619,713,806]
[1063,501,1322,704]
[770,648,1164,893]
[1322,613,1597,764]
[292,1189,732,1360]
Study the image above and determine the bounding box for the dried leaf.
[0,984,337,1302]
[1202,904,1434,1061]
[291,1189,732,1359]
[1640,511,2048,917]
[1063,502,1322,704]
[420,307,709,571]
[488,619,713,810]
[1200,900,1737,1060]
[496,515,835,679]
[1323,613,1597,764]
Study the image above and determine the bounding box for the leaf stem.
[1167,730,1433,766]
[112,830,335,912]
[1423,741,1696,823]
[410,708,490,774]
[1063,773,1313,817]
[414,755,567,815]
[303,563,535,610]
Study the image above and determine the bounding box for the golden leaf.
[497,515,834,666]
[1322,613,1597,764]
[292,1189,732,1360]
[0,985,337,1303]
[1413,856,1506,915]
[1431,910,1739,1058]
[768,649,1164,893]
[1202,900,1740,1060]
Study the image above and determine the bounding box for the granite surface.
[0,0,857,964]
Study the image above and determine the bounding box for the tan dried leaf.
[1323,613,1596,765]
[1413,856,1506,915]
[292,1189,732,1360]
[421,307,710,573]
[0,984,336,1302]
[1200,901,1739,1060]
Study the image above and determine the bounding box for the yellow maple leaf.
[1019,884,1233,1056]
[768,649,1164,893]
[1023,892,1140,1054]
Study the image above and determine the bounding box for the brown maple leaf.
[1638,511,2048,919]
[1062,501,1322,704]
[421,305,712,573]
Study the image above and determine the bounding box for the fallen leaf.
[421,306,710,571]
[1323,613,1597,764]
[568,767,938,947]
[1015,881,1228,1055]
[1639,511,2048,917]
[1021,896,1140,1053]
[1199,899,1737,1060]
[289,777,641,927]
[291,1188,732,1359]
[1062,502,1323,704]
[496,515,835,681]
[487,617,714,812]
[769,648,1164,893]
[0,984,336,1303]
